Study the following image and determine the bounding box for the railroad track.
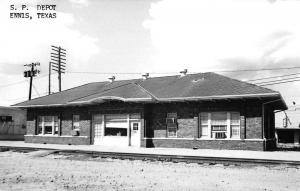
[1,146,300,167]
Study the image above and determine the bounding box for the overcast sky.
[1,0,300,112]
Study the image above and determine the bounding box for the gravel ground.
[0,150,300,191]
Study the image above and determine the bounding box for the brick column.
[240,115,245,139]
[194,116,198,139]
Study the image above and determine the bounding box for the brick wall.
[24,99,276,150]
[80,120,91,137]
[25,135,90,145]
[143,100,274,150]
[26,109,36,135]
[240,115,245,139]
[61,110,72,136]
[246,117,262,139]
[177,118,196,138]
[25,103,144,145]
[245,105,262,139]
[61,120,72,136]
[141,138,265,151]
[26,120,35,135]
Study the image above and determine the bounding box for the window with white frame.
[231,112,240,139]
[104,114,128,136]
[199,112,240,139]
[199,113,209,138]
[72,115,80,130]
[37,116,59,135]
[211,112,227,139]
[166,113,177,137]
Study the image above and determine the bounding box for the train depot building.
[13,72,287,151]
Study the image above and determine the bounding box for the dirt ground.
[0,150,300,191]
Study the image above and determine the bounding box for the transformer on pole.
[24,62,40,100]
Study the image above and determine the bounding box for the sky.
[1,0,300,119]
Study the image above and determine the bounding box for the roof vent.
[142,73,149,80]
[180,69,188,77]
[108,76,115,82]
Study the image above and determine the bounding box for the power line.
[65,66,300,75]
[214,66,300,73]
[1,66,300,89]
[32,83,40,97]
[4,92,48,102]
[246,72,300,82]
[0,74,50,89]
[255,76,300,85]
[259,79,300,86]
[0,80,28,88]
[66,71,178,75]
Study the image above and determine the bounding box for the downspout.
[262,99,282,151]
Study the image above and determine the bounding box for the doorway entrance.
[92,113,141,147]
[129,121,141,147]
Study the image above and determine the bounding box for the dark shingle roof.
[13,72,286,108]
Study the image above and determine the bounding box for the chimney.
[180,69,188,77]
[108,76,115,82]
[142,73,149,80]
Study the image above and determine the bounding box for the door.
[93,114,103,145]
[130,121,141,147]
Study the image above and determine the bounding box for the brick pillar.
[26,120,36,135]
[80,120,91,137]
[240,115,245,139]
[194,116,198,139]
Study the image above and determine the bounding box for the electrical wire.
[254,76,300,85]
[66,71,178,75]
[0,73,51,88]
[246,72,300,82]
[1,66,300,89]
[258,79,300,86]
[213,66,300,73]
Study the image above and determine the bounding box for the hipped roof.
[13,72,287,109]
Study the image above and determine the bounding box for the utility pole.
[48,62,51,95]
[24,62,40,100]
[50,45,66,92]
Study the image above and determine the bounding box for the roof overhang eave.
[156,93,282,102]
[12,93,287,109]
[11,97,154,108]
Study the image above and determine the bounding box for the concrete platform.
[1,141,300,162]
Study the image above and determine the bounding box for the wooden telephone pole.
[50,45,66,92]
[24,62,40,100]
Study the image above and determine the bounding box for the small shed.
[0,106,26,140]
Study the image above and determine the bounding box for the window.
[211,112,227,139]
[132,122,139,130]
[231,112,240,139]
[199,112,240,139]
[0,116,12,122]
[72,115,80,130]
[104,114,128,136]
[37,116,59,135]
[166,113,177,137]
[199,113,208,137]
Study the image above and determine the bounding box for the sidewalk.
[1,141,300,162]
